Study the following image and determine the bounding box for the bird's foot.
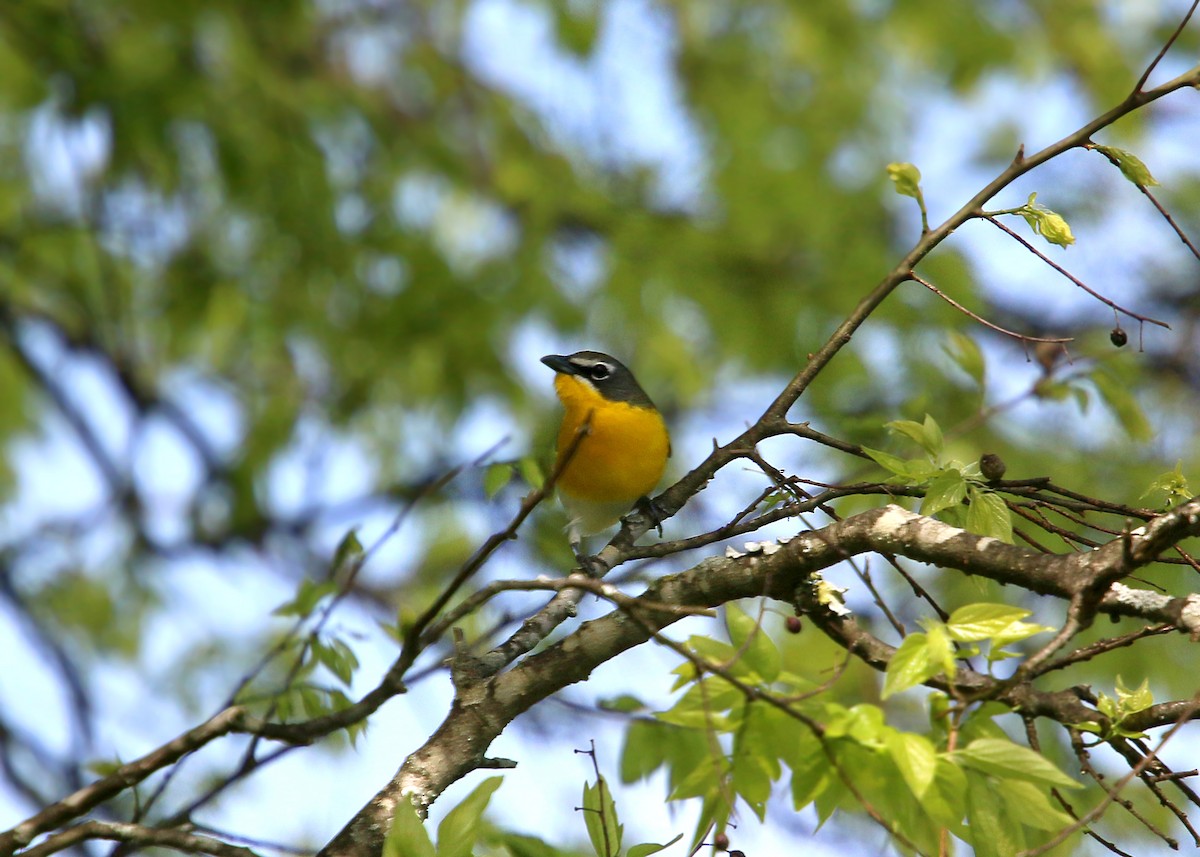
[573,547,607,578]
[627,495,667,537]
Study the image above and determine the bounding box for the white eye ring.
[589,363,612,380]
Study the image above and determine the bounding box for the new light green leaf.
[1019,192,1075,247]
[1094,144,1159,186]
[886,162,923,199]
[946,604,1031,642]
[1115,676,1153,714]
[989,619,1054,651]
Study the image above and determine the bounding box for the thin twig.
[18,821,262,857]
[1132,0,1200,92]
[908,272,1073,343]
[984,217,1171,329]
[1018,695,1200,857]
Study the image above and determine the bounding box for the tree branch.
[318,499,1200,857]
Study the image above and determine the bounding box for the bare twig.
[1132,0,1200,92]
[19,821,262,857]
[909,272,1073,343]
[0,707,252,856]
[984,217,1172,330]
[1018,695,1200,857]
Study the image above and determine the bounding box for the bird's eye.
[589,363,612,381]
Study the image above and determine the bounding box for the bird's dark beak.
[541,354,575,375]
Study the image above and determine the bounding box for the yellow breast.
[553,373,670,510]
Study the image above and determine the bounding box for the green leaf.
[627,834,683,857]
[517,456,545,490]
[732,705,784,820]
[625,718,709,794]
[923,414,944,456]
[964,770,1018,857]
[331,528,364,576]
[841,704,888,747]
[883,632,939,698]
[966,487,1013,543]
[1096,692,1119,721]
[438,777,503,857]
[996,778,1075,831]
[1036,209,1075,247]
[325,638,359,686]
[483,462,514,498]
[85,758,124,777]
[683,635,739,667]
[668,753,728,801]
[725,604,782,682]
[924,622,956,681]
[383,799,435,857]
[885,731,938,799]
[1140,461,1192,507]
[946,331,986,387]
[272,579,338,618]
[657,673,743,729]
[989,619,1054,652]
[946,604,1031,642]
[863,446,918,480]
[1093,144,1159,187]
[921,469,969,517]
[788,732,833,809]
[886,162,923,199]
[732,745,773,819]
[491,832,561,857]
[1092,368,1153,442]
[954,738,1082,789]
[582,775,622,857]
[925,757,968,829]
[885,418,928,449]
[684,794,728,857]
[885,416,942,457]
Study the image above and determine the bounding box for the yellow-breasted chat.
[541,351,671,554]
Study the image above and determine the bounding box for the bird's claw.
[628,495,667,537]
[573,549,607,578]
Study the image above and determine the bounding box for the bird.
[541,350,671,559]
